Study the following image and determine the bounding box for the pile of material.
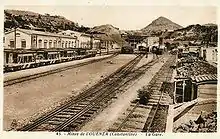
[174,111,217,132]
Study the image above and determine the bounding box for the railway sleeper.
[47,121,63,125]
[119,127,142,132]
[63,109,79,113]
[36,124,56,130]
[90,108,99,111]
[117,117,144,123]
[77,102,91,105]
[78,117,87,121]
[137,105,152,109]
[75,104,87,107]
[121,124,143,131]
[75,120,83,124]
[71,106,84,110]
[50,117,68,122]
[54,114,72,119]
[82,113,93,117]
[87,110,95,114]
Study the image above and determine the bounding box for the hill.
[168,24,218,44]
[4,9,125,45]
[89,24,125,45]
[141,16,183,35]
[4,9,90,33]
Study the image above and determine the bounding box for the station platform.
[4,54,113,82]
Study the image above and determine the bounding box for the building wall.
[112,43,120,49]
[145,37,159,46]
[4,30,32,49]
[188,46,201,55]
[35,35,62,49]
[61,37,76,48]
[58,30,92,49]
[80,35,91,49]
[136,42,147,49]
[93,39,100,50]
[201,47,218,63]
[4,30,76,49]
[58,30,80,48]
[198,84,217,99]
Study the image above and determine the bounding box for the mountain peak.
[141,16,183,34]
[157,16,169,20]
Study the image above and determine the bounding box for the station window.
[16,33,20,37]
[10,40,15,48]
[44,40,48,48]
[32,39,36,48]
[69,41,71,47]
[62,42,64,48]
[21,40,26,48]
[49,40,52,48]
[58,41,61,48]
[3,37,5,43]
[38,39,42,48]
[54,40,57,48]
[65,41,68,48]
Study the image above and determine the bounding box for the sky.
[4,5,217,30]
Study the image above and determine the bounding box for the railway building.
[92,33,116,54]
[3,28,118,72]
[58,30,92,49]
[3,28,80,70]
[144,36,160,47]
[174,47,217,103]
[59,30,116,53]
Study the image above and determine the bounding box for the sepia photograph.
[2,5,217,133]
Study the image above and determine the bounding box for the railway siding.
[79,54,175,132]
[108,54,176,132]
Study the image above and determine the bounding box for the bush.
[137,86,152,105]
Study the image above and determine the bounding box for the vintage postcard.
[1,1,219,138]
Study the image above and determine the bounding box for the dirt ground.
[80,54,170,131]
[3,54,135,130]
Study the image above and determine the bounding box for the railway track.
[18,53,168,132]
[4,53,118,87]
[109,54,176,132]
[144,55,176,132]
[18,54,144,131]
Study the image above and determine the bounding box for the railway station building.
[3,28,77,65]
[58,30,92,49]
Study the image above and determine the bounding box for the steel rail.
[146,55,176,132]
[18,54,143,131]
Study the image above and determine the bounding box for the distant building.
[123,35,148,49]
[144,36,159,47]
[201,47,218,64]
[58,30,92,49]
[188,46,201,57]
[92,38,101,50]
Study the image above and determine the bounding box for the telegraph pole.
[14,27,16,49]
